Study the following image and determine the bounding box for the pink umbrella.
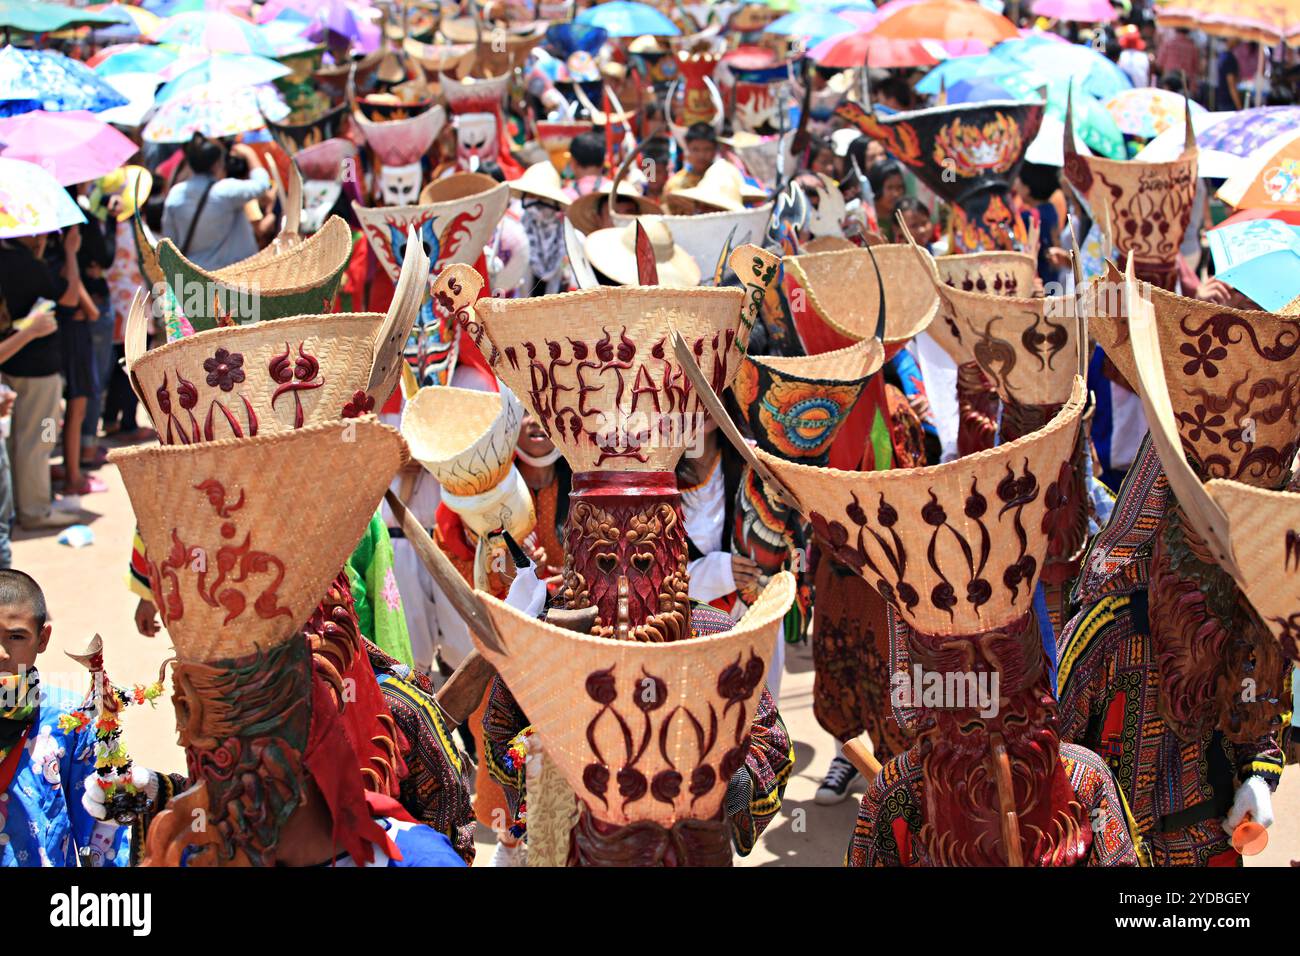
[0,110,136,186]
[1030,0,1118,23]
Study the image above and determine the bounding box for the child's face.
[0,605,50,676]
[902,208,931,238]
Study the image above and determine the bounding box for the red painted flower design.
[203,348,245,392]
[1179,334,1227,378]
[341,389,375,418]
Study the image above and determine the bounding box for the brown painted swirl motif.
[740,254,779,345]
[580,653,761,818]
[996,459,1039,605]
[1093,165,1195,289]
[921,481,994,620]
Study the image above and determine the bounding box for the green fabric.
[346,512,414,667]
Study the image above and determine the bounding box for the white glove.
[1222,775,1274,835]
[81,766,155,823]
[505,565,547,618]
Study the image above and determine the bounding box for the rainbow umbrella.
[1030,0,1118,22]
[1219,128,1300,210]
[0,46,129,118]
[143,83,284,142]
[0,158,86,238]
[0,110,137,185]
[156,52,291,102]
[576,1,681,36]
[90,43,184,77]
[1104,86,1206,139]
[150,10,276,55]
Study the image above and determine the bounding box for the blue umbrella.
[990,37,1131,101]
[764,11,858,44]
[576,1,680,37]
[0,46,128,118]
[945,76,1019,104]
[156,53,292,103]
[92,43,184,78]
[915,55,1017,96]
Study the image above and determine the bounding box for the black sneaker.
[815,755,861,805]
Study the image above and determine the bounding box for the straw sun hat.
[567,181,661,235]
[663,161,768,214]
[583,217,702,288]
[509,160,571,208]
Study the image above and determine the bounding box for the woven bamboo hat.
[402,37,476,77]
[1119,260,1299,660]
[910,243,1080,408]
[1063,93,1197,288]
[111,419,408,665]
[584,218,702,288]
[758,377,1086,636]
[156,216,352,332]
[781,245,938,358]
[127,227,428,442]
[611,202,773,283]
[352,172,509,280]
[732,339,884,462]
[471,571,795,827]
[929,249,1038,368]
[401,383,524,498]
[434,243,780,473]
[1089,260,1300,489]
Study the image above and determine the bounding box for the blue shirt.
[324,817,466,868]
[161,169,270,270]
[1,687,131,867]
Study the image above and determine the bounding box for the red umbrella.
[0,110,137,186]
[811,31,947,68]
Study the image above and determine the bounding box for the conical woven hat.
[1090,261,1300,488]
[352,104,447,166]
[1197,481,1300,660]
[758,378,1085,636]
[471,571,795,826]
[732,340,884,460]
[927,250,1038,366]
[130,228,428,439]
[111,420,408,664]
[401,384,524,496]
[157,216,352,332]
[913,244,1079,407]
[353,173,509,281]
[1063,93,1197,286]
[475,285,746,473]
[611,203,774,284]
[782,245,938,357]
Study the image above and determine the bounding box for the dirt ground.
[20,437,1297,868]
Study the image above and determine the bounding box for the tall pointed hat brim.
[111,419,408,664]
[471,571,797,827]
[758,378,1086,636]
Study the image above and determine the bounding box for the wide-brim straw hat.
[584,217,702,288]
[663,161,768,214]
[910,244,1079,408]
[156,216,353,332]
[1091,260,1300,490]
[264,103,348,155]
[758,378,1085,637]
[352,173,509,281]
[610,202,773,280]
[568,182,661,235]
[470,571,796,826]
[402,384,525,497]
[781,245,938,359]
[732,339,884,462]
[111,418,408,664]
[510,161,571,208]
[352,105,447,166]
[1063,94,1197,287]
[126,230,427,441]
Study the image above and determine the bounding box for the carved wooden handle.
[433,650,496,727]
[840,735,882,779]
